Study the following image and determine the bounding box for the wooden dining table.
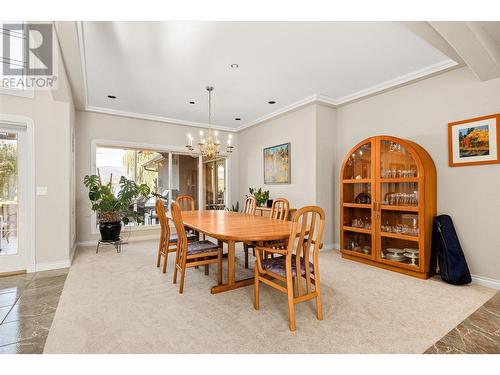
[172,210,293,294]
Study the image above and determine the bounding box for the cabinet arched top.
[341,135,435,181]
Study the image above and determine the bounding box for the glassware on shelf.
[383,192,418,206]
[350,217,372,229]
[380,169,417,178]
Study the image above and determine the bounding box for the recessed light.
[189,101,195,104]
[235,118,241,121]
[107,95,116,99]
[268,100,276,104]
[230,63,239,68]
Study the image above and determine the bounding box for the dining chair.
[243,197,290,268]
[176,195,195,211]
[243,195,257,215]
[155,198,197,274]
[171,201,222,294]
[254,205,325,331]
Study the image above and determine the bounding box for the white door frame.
[0,114,36,273]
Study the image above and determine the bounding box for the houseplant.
[83,174,151,241]
[249,187,270,207]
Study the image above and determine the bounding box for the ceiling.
[81,21,456,130]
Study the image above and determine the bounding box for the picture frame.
[448,113,500,167]
[263,142,291,184]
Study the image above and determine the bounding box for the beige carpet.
[43,240,496,353]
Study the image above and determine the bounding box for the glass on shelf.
[343,206,372,230]
[343,143,371,180]
[381,182,418,207]
[343,183,371,204]
[380,212,419,236]
[343,231,371,255]
[380,140,418,179]
[381,237,419,267]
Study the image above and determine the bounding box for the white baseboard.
[35,259,72,272]
[471,275,500,290]
[322,243,338,251]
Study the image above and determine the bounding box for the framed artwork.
[263,142,291,184]
[448,113,500,167]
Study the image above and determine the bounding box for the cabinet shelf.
[340,135,436,279]
[380,205,419,212]
[379,177,419,183]
[380,231,419,242]
[342,179,372,184]
[343,226,372,234]
[343,203,372,209]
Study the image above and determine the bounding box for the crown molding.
[85,105,236,132]
[334,59,458,105]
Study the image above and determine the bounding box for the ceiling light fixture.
[186,86,234,160]
[235,118,241,121]
[107,95,116,99]
[189,101,195,104]
[230,64,239,68]
[268,100,276,104]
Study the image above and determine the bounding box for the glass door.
[375,138,421,270]
[341,141,375,259]
[0,124,30,273]
[203,158,226,210]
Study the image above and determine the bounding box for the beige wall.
[237,104,337,246]
[335,67,500,281]
[75,110,239,243]
[0,32,75,268]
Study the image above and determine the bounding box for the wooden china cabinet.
[340,136,436,279]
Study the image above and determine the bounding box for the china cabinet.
[340,136,436,279]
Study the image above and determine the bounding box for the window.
[0,22,28,92]
[95,145,200,228]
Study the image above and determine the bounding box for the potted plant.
[248,187,270,207]
[83,174,151,241]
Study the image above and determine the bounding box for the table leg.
[211,239,253,294]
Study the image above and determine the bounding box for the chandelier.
[186,86,234,160]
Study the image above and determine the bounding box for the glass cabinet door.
[341,141,375,257]
[376,139,421,269]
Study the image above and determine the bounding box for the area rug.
[43,240,496,353]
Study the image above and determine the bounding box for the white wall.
[237,104,337,246]
[238,105,318,208]
[335,67,500,281]
[0,31,75,269]
[75,110,239,244]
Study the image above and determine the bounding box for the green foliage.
[83,174,151,224]
[0,144,17,200]
[225,201,240,212]
[248,187,270,207]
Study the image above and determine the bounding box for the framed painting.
[263,142,291,184]
[448,113,500,167]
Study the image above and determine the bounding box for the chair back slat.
[176,195,195,211]
[286,206,325,295]
[170,201,188,264]
[270,198,290,220]
[155,198,170,251]
[243,196,257,215]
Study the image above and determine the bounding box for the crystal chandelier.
[186,86,234,160]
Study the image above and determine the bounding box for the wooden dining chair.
[243,197,290,268]
[171,201,222,294]
[176,195,195,211]
[243,195,257,215]
[155,198,197,274]
[254,205,325,331]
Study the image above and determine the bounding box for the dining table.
[171,210,294,294]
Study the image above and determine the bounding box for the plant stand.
[96,238,122,254]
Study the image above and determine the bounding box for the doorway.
[0,119,34,273]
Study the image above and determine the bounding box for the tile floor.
[0,268,68,354]
[425,291,500,354]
